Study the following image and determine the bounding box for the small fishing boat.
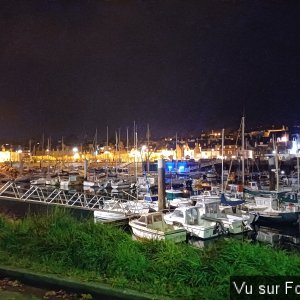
[190,190,220,205]
[94,210,128,226]
[111,179,131,190]
[60,173,84,188]
[195,200,252,234]
[168,197,192,209]
[45,175,60,186]
[14,174,31,183]
[129,212,187,243]
[206,170,217,181]
[103,199,149,215]
[165,188,183,200]
[30,177,46,185]
[83,180,104,189]
[249,192,300,224]
[164,206,225,240]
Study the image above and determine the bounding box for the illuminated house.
[0,150,20,163]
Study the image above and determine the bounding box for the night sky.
[0,0,300,141]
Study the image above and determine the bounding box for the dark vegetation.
[0,209,299,299]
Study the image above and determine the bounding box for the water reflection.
[188,232,247,248]
[188,226,300,250]
[251,223,300,250]
[188,223,300,250]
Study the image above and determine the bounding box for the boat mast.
[96,128,98,155]
[133,121,137,180]
[47,137,50,174]
[126,126,129,154]
[175,132,178,175]
[241,116,245,186]
[135,128,138,181]
[297,148,300,192]
[118,128,121,163]
[221,128,224,193]
[272,136,279,193]
[106,125,109,177]
[146,124,150,173]
[106,126,108,148]
[94,128,98,158]
[115,131,118,171]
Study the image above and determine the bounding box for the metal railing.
[0,181,144,215]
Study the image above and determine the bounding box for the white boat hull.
[164,216,221,240]
[111,184,131,189]
[130,222,186,243]
[30,178,46,185]
[183,224,220,240]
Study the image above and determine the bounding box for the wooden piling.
[158,159,166,211]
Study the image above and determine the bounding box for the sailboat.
[248,139,300,224]
[219,127,245,208]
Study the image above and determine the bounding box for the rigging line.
[225,118,243,191]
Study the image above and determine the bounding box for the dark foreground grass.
[0,209,300,299]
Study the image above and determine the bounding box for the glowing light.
[178,165,185,172]
[72,147,78,153]
[73,153,80,160]
[0,151,11,162]
[160,149,174,158]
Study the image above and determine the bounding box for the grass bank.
[0,209,299,299]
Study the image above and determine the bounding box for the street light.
[72,147,79,161]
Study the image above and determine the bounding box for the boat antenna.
[221,128,224,193]
[242,115,245,186]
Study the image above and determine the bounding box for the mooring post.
[158,158,166,211]
[84,159,88,180]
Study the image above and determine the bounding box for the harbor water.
[1,183,300,251]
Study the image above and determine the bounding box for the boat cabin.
[168,200,220,225]
[227,184,244,194]
[247,181,259,190]
[278,192,299,204]
[136,213,168,230]
[166,189,183,200]
[170,207,201,225]
[255,195,278,210]
[196,200,220,218]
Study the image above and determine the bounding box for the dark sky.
[0,0,300,141]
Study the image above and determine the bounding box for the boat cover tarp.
[220,193,245,206]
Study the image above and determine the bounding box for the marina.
[1,151,300,246]
[1,144,300,300]
[0,1,299,298]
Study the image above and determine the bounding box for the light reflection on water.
[188,224,300,251]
